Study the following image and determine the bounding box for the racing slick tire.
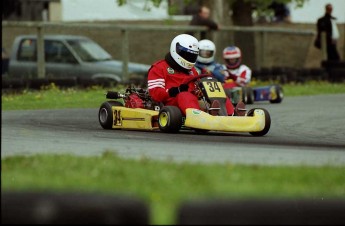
[99,101,123,129]
[269,85,284,104]
[158,106,183,133]
[247,108,271,136]
[242,87,254,104]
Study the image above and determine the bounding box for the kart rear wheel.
[247,108,271,136]
[270,85,284,104]
[99,101,123,129]
[243,87,254,104]
[158,106,183,133]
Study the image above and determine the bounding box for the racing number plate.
[202,81,226,98]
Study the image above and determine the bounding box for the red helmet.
[223,46,242,69]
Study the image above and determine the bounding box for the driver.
[147,34,235,116]
[221,46,252,89]
[194,39,224,82]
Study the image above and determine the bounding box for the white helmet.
[197,39,216,64]
[170,34,199,70]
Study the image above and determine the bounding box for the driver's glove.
[227,72,238,81]
[168,84,189,97]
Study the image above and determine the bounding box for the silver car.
[8,35,150,85]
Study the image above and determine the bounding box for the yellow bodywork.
[110,106,266,133]
[184,108,266,132]
[270,86,278,100]
[112,106,159,130]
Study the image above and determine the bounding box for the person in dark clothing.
[314,3,340,61]
[188,6,219,40]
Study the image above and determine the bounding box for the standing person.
[188,6,219,40]
[147,34,237,116]
[314,3,341,61]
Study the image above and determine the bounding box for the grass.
[1,83,124,110]
[251,80,345,96]
[2,81,345,111]
[2,81,345,224]
[2,152,345,224]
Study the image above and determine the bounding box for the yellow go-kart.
[98,75,271,136]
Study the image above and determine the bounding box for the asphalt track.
[2,94,345,166]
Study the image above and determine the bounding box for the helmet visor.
[225,58,241,68]
[176,42,198,63]
[199,50,214,58]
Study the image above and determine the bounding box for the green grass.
[1,83,123,110]
[2,81,345,110]
[252,80,345,96]
[2,153,345,224]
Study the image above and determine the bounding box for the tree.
[116,0,307,25]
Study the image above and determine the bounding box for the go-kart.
[252,85,284,104]
[225,84,283,105]
[98,75,271,136]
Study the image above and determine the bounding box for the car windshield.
[67,39,112,62]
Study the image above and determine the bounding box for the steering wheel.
[182,74,212,85]
[181,74,213,99]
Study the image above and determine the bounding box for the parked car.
[3,35,150,87]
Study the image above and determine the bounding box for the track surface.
[2,94,345,166]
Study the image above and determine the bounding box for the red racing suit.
[148,59,234,115]
[148,60,200,115]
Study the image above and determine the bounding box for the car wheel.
[247,108,271,136]
[158,106,183,133]
[99,101,123,129]
[269,85,284,103]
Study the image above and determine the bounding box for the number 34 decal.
[206,81,221,92]
[203,81,226,98]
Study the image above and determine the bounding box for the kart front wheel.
[247,108,271,136]
[99,101,123,129]
[158,106,183,133]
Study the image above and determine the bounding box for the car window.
[67,39,112,62]
[17,39,36,61]
[45,40,76,63]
